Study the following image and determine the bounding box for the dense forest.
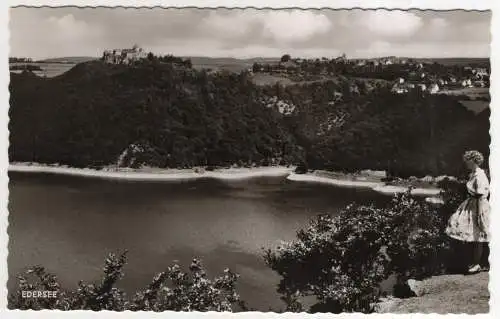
[9,58,489,177]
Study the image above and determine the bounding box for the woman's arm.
[473,170,490,197]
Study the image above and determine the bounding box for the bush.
[264,188,454,313]
[294,161,308,174]
[8,252,245,312]
[437,178,468,220]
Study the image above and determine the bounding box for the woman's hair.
[463,150,484,166]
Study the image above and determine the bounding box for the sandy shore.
[8,162,295,181]
[287,172,382,188]
[287,173,442,197]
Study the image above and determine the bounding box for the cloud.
[429,17,449,29]
[358,10,423,37]
[201,9,332,43]
[201,11,259,39]
[461,21,491,42]
[353,40,490,58]
[260,11,332,42]
[46,14,101,40]
[423,17,451,40]
[10,10,104,57]
[8,8,490,59]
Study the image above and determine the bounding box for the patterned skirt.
[445,197,490,242]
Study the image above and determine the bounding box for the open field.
[189,56,279,73]
[412,57,490,66]
[38,56,97,64]
[438,87,490,114]
[10,62,77,77]
[439,87,489,98]
[251,73,295,86]
[458,100,490,114]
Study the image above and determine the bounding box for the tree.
[9,253,246,312]
[252,62,261,73]
[264,189,453,313]
[281,54,291,62]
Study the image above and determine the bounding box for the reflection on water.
[8,172,389,310]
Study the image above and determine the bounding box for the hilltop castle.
[102,44,147,65]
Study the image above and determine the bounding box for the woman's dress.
[445,167,490,242]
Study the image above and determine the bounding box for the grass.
[251,73,295,86]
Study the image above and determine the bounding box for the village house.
[102,44,147,65]
[428,83,440,94]
[391,84,408,94]
[392,78,424,94]
[461,78,473,88]
[417,83,427,91]
[383,58,393,65]
[437,78,448,86]
[279,60,300,73]
[472,68,489,80]
[356,59,367,66]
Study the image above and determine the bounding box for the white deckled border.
[0,1,498,319]
[2,0,494,10]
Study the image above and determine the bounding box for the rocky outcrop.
[375,272,489,314]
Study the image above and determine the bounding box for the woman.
[445,150,490,273]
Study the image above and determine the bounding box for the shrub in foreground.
[264,189,454,313]
[8,252,245,312]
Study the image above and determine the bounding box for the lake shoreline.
[8,162,295,181]
[9,162,444,201]
[287,172,442,197]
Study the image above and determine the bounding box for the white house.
[429,83,440,94]
[392,86,408,94]
[461,79,473,87]
[473,68,489,79]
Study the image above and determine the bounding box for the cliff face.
[376,272,489,314]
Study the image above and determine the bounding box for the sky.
[9,7,491,59]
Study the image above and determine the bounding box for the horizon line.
[10,55,491,61]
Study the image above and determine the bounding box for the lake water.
[8,172,390,311]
